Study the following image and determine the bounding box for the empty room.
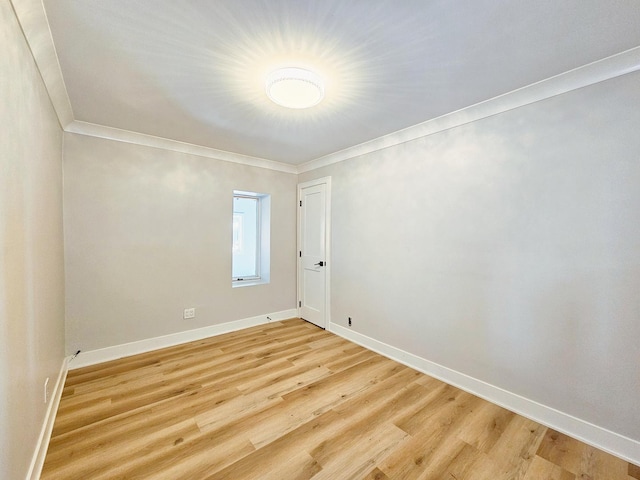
[2,0,640,478]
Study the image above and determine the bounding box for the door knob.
[314,261,324,267]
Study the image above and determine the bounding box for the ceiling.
[41,0,640,165]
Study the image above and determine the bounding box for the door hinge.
[299,200,302,207]
[299,251,302,257]
[298,301,302,307]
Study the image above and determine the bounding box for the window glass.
[232,195,259,279]
[232,190,270,287]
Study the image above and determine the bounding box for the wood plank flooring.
[42,319,638,479]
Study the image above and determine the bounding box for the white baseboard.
[69,309,298,370]
[328,322,640,466]
[27,356,70,480]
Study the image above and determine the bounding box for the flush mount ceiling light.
[265,67,325,109]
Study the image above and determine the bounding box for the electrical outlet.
[183,308,195,319]
[348,317,352,327]
[44,377,50,404]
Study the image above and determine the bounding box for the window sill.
[232,278,269,288]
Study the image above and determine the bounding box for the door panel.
[302,189,324,258]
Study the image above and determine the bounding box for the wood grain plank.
[522,456,576,480]
[42,319,636,480]
[538,429,631,479]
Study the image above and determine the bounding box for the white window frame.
[232,190,270,288]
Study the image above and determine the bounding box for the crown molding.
[11,0,74,129]
[13,0,639,176]
[11,0,296,174]
[298,46,640,174]
[66,121,298,174]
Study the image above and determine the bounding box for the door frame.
[297,176,331,328]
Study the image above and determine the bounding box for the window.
[232,190,270,287]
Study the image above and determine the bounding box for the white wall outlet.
[44,377,50,404]
[183,308,196,319]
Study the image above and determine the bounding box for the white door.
[298,178,330,329]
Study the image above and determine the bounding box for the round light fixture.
[265,67,324,109]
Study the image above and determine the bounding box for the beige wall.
[300,71,640,442]
[63,133,298,353]
[0,3,66,479]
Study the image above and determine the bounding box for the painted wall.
[0,2,66,479]
[63,133,297,353]
[300,71,640,442]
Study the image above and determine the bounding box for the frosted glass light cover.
[266,67,324,109]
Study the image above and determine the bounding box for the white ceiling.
[41,0,640,165]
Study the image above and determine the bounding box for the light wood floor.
[42,319,638,479]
